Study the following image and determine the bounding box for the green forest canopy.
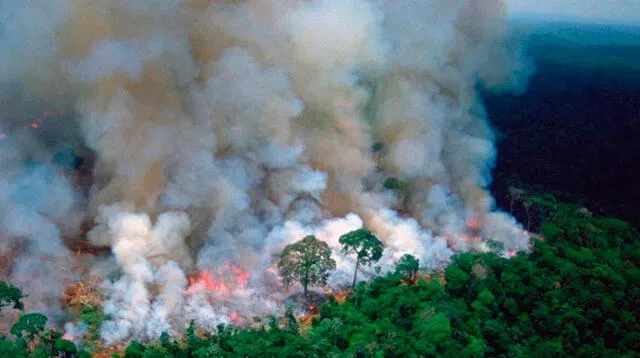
[1,192,639,357]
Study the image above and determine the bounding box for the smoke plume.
[0,0,532,343]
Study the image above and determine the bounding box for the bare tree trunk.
[352,258,360,288]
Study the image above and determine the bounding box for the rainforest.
[1,1,639,357]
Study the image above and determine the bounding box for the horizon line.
[508,12,640,28]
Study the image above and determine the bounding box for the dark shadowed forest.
[488,19,640,228]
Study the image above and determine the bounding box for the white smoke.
[0,128,81,323]
[0,0,532,344]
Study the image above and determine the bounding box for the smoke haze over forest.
[0,0,533,344]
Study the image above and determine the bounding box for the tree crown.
[277,235,336,290]
[339,228,384,265]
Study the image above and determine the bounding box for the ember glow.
[466,217,481,231]
[0,108,65,141]
[27,108,65,130]
[228,311,241,324]
[183,263,250,296]
[0,0,532,345]
[184,271,229,296]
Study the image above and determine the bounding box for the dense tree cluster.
[110,195,640,357]
[2,192,639,357]
[0,282,92,357]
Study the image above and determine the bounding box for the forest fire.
[230,265,250,286]
[332,291,349,304]
[228,311,241,324]
[0,0,533,348]
[324,288,350,304]
[183,263,250,296]
[63,279,102,311]
[183,271,228,296]
[466,217,481,231]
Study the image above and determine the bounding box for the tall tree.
[395,254,420,283]
[278,235,336,296]
[339,228,384,288]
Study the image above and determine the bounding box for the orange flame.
[229,311,240,322]
[183,271,228,295]
[333,291,349,304]
[230,265,250,286]
[466,216,480,231]
[183,263,250,296]
[13,108,67,135]
[0,108,66,142]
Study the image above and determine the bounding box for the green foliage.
[11,313,47,339]
[111,199,638,356]
[395,254,420,283]
[54,339,77,357]
[278,235,336,296]
[382,177,408,196]
[371,142,384,153]
[0,303,89,358]
[2,192,640,358]
[0,281,24,311]
[541,222,563,241]
[486,239,505,254]
[79,302,106,350]
[339,228,384,287]
[124,340,146,357]
[284,310,299,335]
[0,338,27,358]
[29,346,49,358]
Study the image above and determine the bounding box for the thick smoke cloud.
[0,0,532,343]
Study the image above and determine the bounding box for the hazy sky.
[507,0,640,24]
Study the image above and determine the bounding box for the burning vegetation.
[183,263,251,297]
[3,192,640,357]
[0,0,536,353]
